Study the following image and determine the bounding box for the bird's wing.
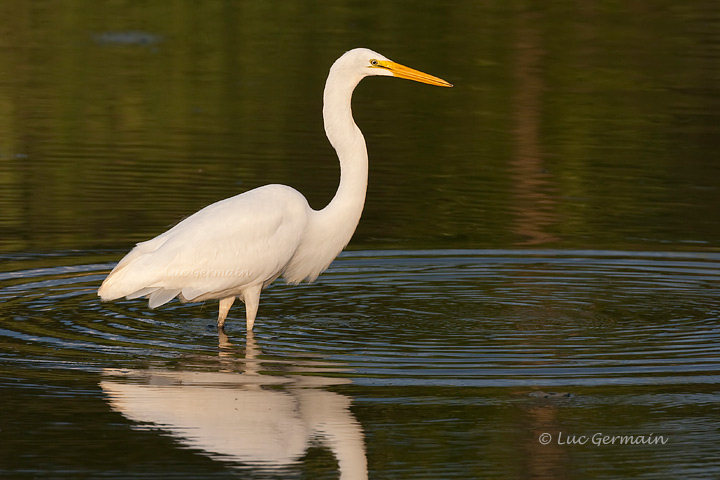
[98,185,310,305]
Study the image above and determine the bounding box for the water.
[2,1,720,478]
[2,250,719,478]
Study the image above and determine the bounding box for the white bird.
[98,48,451,331]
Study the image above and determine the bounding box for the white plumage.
[98,48,451,330]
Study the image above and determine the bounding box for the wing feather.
[99,185,310,305]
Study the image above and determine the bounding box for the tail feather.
[98,235,172,301]
[148,289,182,309]
[98,266,158,301]
[126,287,159,300]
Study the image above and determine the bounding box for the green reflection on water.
[1,1,719,253]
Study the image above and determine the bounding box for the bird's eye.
[370,59,379,66]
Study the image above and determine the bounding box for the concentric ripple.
[1,249,718,388]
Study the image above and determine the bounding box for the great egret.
[98,48,451,331]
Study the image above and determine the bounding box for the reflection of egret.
[101,333,367,478]
[98,48,451,330]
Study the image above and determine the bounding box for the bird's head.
[334,48,452,87]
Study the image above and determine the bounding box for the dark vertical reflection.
[509,6,559,246]
[522,401,569,480]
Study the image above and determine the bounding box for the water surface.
[2,250,720,478]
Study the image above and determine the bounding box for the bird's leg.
[242,285,262,331]
[217,296,236,330]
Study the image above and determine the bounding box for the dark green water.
[1,1,720,479]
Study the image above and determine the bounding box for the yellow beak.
[375,60,453,87]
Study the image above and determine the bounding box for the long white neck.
[283,63,369,284]
[320,67,368,230]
